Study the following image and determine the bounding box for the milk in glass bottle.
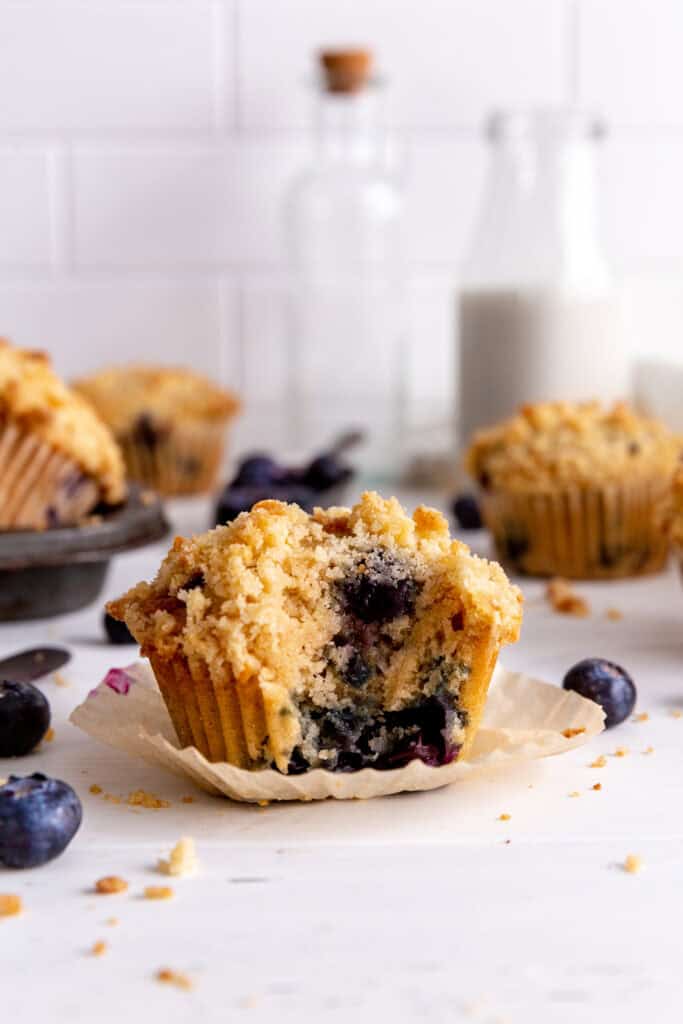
[458,110,629,447]
[285,49,406,476]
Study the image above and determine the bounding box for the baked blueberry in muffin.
[109,493,522,773]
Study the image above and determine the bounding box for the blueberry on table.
[103,611,136,645]
[452,493,483,531]
[232,455,281,487]
[562,658,636,728]
[0,774,82,869]
[0,680,51,757]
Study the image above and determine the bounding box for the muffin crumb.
[180,796,194,804]
[670,709,683,719]
[589,755,607,768]
[633,712,649,723]
[156,968,193,991]
[89,784,103,795]
[642,745,655,755]
[613,746,629,757]
[44,727,55,743]
[126,789,170,810]
[158,837,198,878]
[95,876,129,895]
[53,671,70,688]
[546,578,589,617]
[0,893,22,917]
[568,791,581,798]
[91,940,107,957]
[623,854,643,874]
[591,783,602,791]
[106,917,119,926]
[606,607,623,621]
[498,813,511,822]
[562,727,586,739]
[144,886,174,901]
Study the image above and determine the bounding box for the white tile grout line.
[567,0,581,107]
[46,141,73,276]
[210,0,231,134]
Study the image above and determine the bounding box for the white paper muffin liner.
[70,661,605,803]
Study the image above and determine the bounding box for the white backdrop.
[0,0,681,449]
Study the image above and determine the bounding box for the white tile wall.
[0,0,681,457]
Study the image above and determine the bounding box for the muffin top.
[110,490,522,671]
[73,365,240,433]
[0,341,126,504]
[466,401,681,491]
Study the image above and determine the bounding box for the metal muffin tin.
[0,485,169,621]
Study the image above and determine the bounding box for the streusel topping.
[73,365,240,433]
[0,340,125,503]
[466,401,680,490]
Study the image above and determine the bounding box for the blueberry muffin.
[466,401,680,579]
[0,340,125,529]
[108,492,522,773]
[73,365,240,497]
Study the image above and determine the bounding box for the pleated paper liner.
[0,421,99,529]
[482,479,672,579]
[118,420,227,497]
[70,661,605,803]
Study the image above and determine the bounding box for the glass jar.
[284,50,406,477]
[457,109,630,447]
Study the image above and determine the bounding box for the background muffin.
[109,492,522,772]
[0,341,125,530]
[466,401,680,579]
[74,365,240,497]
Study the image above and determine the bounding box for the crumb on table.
[158,837,198,878]
[592,783,602,791]
[623,854,643,874]
[0,894,22,917]
[498,813,511,822]
[670,709,683,719]
[569,791,581,798]
[642,745,655,755]
[589,755,607,768]
[156,968,193,991]
[633,712,649,723]
[106,917,119,926]
[180,796,194,804]
[546,577,590,617]
[44,727,55,743]
[95,876,129,895]
[605,607,623,621]
[91,940,107,957]
[614,746,629,757]
[89,784,103,795]
[126,789,170,809]
[53,671,70,687]
[144,886,174,901]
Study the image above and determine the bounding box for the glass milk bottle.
[284,49,406,477]
[458,109,629,447]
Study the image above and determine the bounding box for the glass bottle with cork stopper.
[284,48,406,478]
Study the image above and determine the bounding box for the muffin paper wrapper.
[119,420,227,497]
[70,661,605,803]
[0,421,99,529]
[483,480,671,579]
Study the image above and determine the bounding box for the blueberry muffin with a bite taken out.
[73,365,240,497]
[108,492,522,773]
[466,401,680,579]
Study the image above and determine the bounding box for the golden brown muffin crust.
[466,401,681,491]
[73,365,240,434]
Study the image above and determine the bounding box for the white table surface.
[2,492,683,1024]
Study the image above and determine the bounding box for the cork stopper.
[319,49,373,94]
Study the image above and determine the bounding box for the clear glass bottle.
[284,49,406,477]
[457,109,629,447]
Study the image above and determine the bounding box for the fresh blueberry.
[452,493,483,531]
[303,454,352,492]
[103,612,136,646]
[215,484,317,524]
[0,774,82,868]
[232,455,281,487]
[562,658,636,728]
[0,680,51,757]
